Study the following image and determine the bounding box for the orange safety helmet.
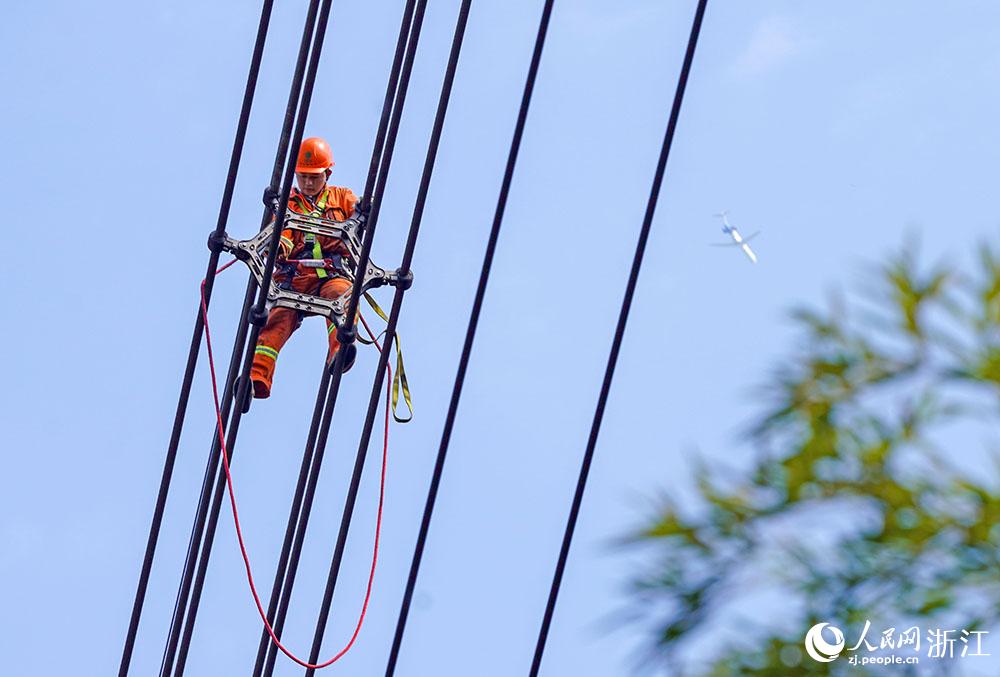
[295,137,334,173]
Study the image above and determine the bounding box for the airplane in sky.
[712,211,759,263]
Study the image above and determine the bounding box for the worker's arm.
[344,188,359,215]
[278,228,295,260]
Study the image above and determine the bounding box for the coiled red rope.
[199,260,389,669]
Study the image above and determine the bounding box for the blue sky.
[2,1,1000,675]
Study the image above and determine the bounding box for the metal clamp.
[207,230,228,254]
[218,209,415,330]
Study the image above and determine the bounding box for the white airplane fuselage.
[718,215,758,263]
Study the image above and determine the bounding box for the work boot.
[328,342,357,376]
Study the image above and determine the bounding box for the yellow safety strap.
[310,235,327,279]
[310,188,330,217]
[362,292,413,423]
[293,188,330,217]
[303,189,331,278]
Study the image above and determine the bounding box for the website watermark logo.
[804,623,845,663]
[803,621,990,668]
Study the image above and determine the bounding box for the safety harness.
[282,189,344,280]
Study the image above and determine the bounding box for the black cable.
[359,0,419,215]
[248,361,333,676]
[117,3,275,675]
[259,2,437,674]
[158,0,334,673]
[252,1,420,674]
[169,0,340,669]
[382,1,554,674]
[302,1,473,673]
[529,2,708,674]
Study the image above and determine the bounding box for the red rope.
[198,262,390,669]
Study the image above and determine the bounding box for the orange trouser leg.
[250,275,353,397]
[320,276,353,360]
[250,306,301,398]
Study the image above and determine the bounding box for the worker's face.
[295,171,327,197]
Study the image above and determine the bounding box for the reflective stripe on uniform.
[254,345,279,361]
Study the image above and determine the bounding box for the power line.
[161,0,339,672]
[259,1,437,674]
[248,356,333,675]
[253,1,426,675]
[118,2,276,674]
[249,0,420,669]
[384,1,555,674]
[128,0,712,673]
[249,9,419,668]
[299,1,474,673]
[529,1,709,674]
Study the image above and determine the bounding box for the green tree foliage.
[630,243,1000,675]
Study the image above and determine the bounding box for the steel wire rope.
[162,0,339,672]
[295,1,473,673]
[529,1,709,674]
[382,1,554,673]
[251,1,421,674]
[118,2,276,674]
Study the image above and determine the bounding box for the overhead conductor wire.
[384,1,555,674]
[249,13,423,668]
[529,1,709,675]
[257,0,445,674]
[252,1,424,675]
[161,0,338,673]
[299,1,474,674]
[118,1,275,674]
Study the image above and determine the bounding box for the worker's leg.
[249,274,318,398]
[319,276,355,366]
[249,307,301,398]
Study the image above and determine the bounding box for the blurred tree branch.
[629,241,1000,674]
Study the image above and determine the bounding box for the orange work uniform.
[250,184,358,398]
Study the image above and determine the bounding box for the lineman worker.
[247,136,359,404]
